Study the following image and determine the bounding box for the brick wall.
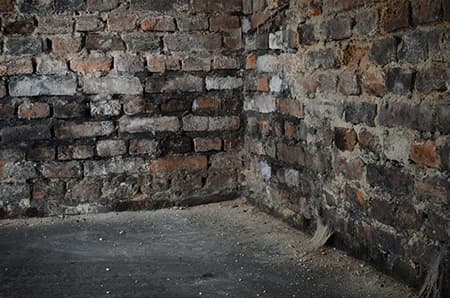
[0,0,244,217]
[242,0,449,287]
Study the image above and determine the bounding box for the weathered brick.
[119,116,180,133]
[177,15,209,31]
[0,184,30,206]
[369,36,398,65]
[206,76,243,90]
[0,125,51,143]
[129,139,159,156]
[381,0,410,33]
[161,99,191,114]
[41,161,82,178]
[96,140,127,157]
[70,56,113,74]
[386,68,415,94]
[210,15,240,32]
[84,157,146,177]
[2,162,37,180]
[256,77,270,92]
[86,0,119,11]
[415,67,448,93]
[123,33,160,52]
[410,140,441,169]
[183,116,240,132]
[334,156,365,180]
[411,0,442,25]
[36,55,68,74]
[277,143,305,166]
[0,103,14,119]
[337,72,360,96]
[164,33,222,52]
[306,48,340,69]
[398,32,428,63]
[378,101,433,132]
[317,73,338,94]
[146,74,203,93]
[150,156,207,174]
[437,104,450,134]
[58,145,94,160]
[366,164,413,195]
[38,16,73,34]
[212,56,240,70]
[320,16,353,41]
[355,8,378,37]
[343,101,376,127]
[0,58,33,76]
[55,121,115,139]
[244,94,276,113]
[81,76,143,95]
[86,33,125,51]
[76,16,104,32]
[51,35,82,54]
[114,53,142,73]
[335,127,357,152]
[90,96,121,116]
[362,69,386,97]
[66,178,101,203]
[18,102,50,120]
[9,76,77,97]
[5,37,42,56]
[122,95,146,115]
[182,56,211,72]
[4,18,37,34]
[107,14,138,32]
[55,0,84,11]
[194,138,222,152]
[33,181,64,201]
[141,16,176,31]
[0,84,7,98]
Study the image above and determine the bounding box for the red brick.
[18,102,50,120]
[70,56,113,74]
[251,13,271,28]
[362,69,386,97]
[334,155,365,180]
[284,122,298,140]
[246,54,257,70]
[277,99,304,118]
[0,0,14,11]
[415,181,448,205]
[147,55,166,72]
[257,77,270,92]
[194,138,222,152]
[141,16,176,31]
[410,140,441,169]
[165,56,181,71]
[150,156,208,173]
[0,58,33,76]
[335,127,357,152]
[41,161,82,178]
[193,96,221,112]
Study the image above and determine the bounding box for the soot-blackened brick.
[343,101,377,126]
[386,68,415,94]
[366,164,413,195]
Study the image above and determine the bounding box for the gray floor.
[0,199,415,298]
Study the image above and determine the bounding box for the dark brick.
[398,32,428,63]
[16,0,54,14]
[320,16,353,41]
[58,144,94,161]
[299,24,316,45]
[161,98,192,114]
[55,0,84,11]
[358,129,382,154]
[0,0,14,11]
[366,164,413,195]
[33,180,65,202]
[131,0,189,11]
[317,73,338,94]
[437,104,450,134]
[5,37,42,56]
[355,8,378,37]
[343,101,377,127]
[369,36,398,65]
[123,33,160,52]
[54,99,89,119]
[378,101,433,132]
[277,143,305,166]
[415,67,448,93]
[369,199,395,226]
[411,0,442,25]
[334,156,365,180]
[86,0,119,11]
[381,0,410,33]
[306,48,340,69]
[41,161,82,178]
[338,72,361,96]
[4,18,37,34]
[192,0,241,13]
[164,33,222,52]
[1,124,51,143]
[86,33,125,51]
[386,68,415,94]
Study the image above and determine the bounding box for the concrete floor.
[0,199,415,298]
